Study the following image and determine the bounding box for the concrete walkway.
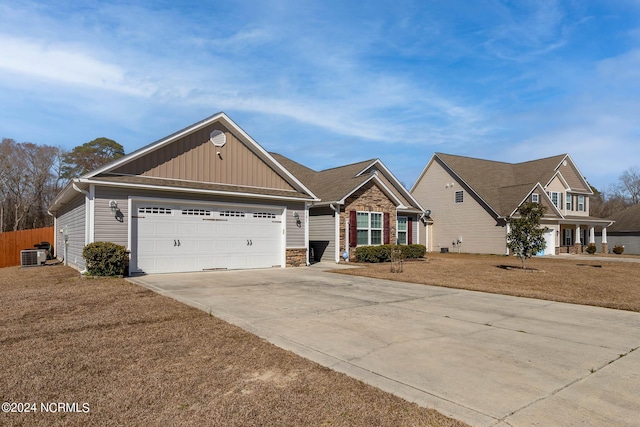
[129,267,640,427]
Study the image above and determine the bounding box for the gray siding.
[56,194,86,270]
[95,186,129,247]
[411,160,507,254]
[309,207,336,262]
[93,186,306,248]
[597,233,640,255]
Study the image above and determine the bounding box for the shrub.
[585,243,597,255]
[354,244,426,263]
[612,244,625,255]
[82,242,128,276]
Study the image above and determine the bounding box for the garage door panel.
[133,202,284,274]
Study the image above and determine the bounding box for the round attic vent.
[209,130,226,147]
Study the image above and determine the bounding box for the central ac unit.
[21,250,46,267]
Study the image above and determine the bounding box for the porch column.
[573,224,582,254]
[589,226,595,244]
[601,227,608,254]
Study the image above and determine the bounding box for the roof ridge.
[436,152,513,166]
[514,153,567,166]
[317,158,377,173]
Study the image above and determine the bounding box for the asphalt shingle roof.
[436,153,569,217]
[271,153,376,202]
[608,204,640,232]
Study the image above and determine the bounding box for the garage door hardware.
[202,218,228,221]
[246,239,253,246]
[174,240,181,247]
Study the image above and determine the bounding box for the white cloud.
[483,0,571,60]
[0,34,155,96]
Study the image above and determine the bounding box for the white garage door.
[132,202,284,274]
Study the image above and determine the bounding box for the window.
[139,207,172,215]
[577,195,585,212]
[455,190,464,203]
[253,212,276,219]
[182,209,211,216]
[220,210,245,217]
[532,194,540,203]
[357,212,382,245]
[566,194,573,211]
[564,229,573,246]
[397,216,408,245]
[547,191,561,209]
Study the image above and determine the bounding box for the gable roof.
[608,204,640,232]
[85,112,317,199]
[413,153,591,218]
[271,153,424,211]
[49,113,319,213]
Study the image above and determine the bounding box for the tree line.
[0,137,124,232]
[589,166,640,218]
[1,135,639,231]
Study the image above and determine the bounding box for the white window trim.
[357,211,383,246]
[397,216,408,245]
[532,193,540,203]
[566,193,573,211]
[548,191,561,209]
[577,195,585,212]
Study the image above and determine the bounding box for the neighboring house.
[49,113,319,274]
[271,154,427,263]
[410,153,613,255]
[597,204,640,254]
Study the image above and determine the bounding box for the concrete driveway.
[129,265,640,427]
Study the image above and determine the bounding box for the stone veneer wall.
[286,248,307,267]
[340,181,397,261]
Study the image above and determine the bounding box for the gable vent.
[209,130,226,147]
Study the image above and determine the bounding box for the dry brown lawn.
[336,253,640,312]
[0,265,467,427]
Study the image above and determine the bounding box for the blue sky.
[1,0,639,191]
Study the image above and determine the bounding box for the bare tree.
[619,166,640,205]
[590,185,630,218]
[0,138,61,230]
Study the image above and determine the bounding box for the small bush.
[82,242,128,276]
[354,244,426,263]
[612,244,625,255]
[586,243,597,255]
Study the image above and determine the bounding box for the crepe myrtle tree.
[507,202,547,269]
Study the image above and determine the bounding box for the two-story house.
[410,153,613,255]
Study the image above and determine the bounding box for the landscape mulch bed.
[336,253,640,312]
[0,265,467,427]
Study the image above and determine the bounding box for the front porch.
[555,218,613,255]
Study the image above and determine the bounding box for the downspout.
[72,182,90,272]
[47,208,56,263]
[305,202,310,266]
[330,203,341,263]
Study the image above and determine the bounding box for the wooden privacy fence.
[0,227,55,268]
